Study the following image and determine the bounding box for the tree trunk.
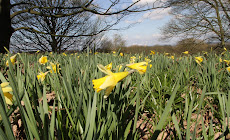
[0,0,13,53]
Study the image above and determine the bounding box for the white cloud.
[123,33,179,46]
[151,33,163,38]
[142,8,170,20]
[124,7,170,25]
[132,0,157,5]
[125,19,143,24]
[132,0,168,6]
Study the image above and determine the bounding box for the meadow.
[0,49,230,140]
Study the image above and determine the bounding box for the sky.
[106,0,179,46]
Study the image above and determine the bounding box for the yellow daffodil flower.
[118,65,123,71]
[171,56,175,60]
[120,52,124,56]
[47,62,60,73]
[50,52,53,55]
[183,51,189,54]
[6,54,17,66]
[92,64,131,98]
[145,58,151,63]
[164,53,169,56]
[219,58,223,63]
[195,56,203,65]
[117,65,127,72]
[37,71,49,82]
[1,82,13,105]
[39,55,48,65]
[126,62,152,74]
[63,53,67,56]
[130,56,136,63]
[224,47,227,51]
[105,63,112,70]
[202,51,208,55]
[36,50,40,53]
[112,51,116,54]
[227,66,230,72]
[150,51,155,55]
[224,60,230,65]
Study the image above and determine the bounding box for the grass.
[0,49,230,139]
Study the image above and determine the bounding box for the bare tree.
[10,0,105,53]
[99,34,126,52]
[0,0,172,53]
[112,34,126,49]
[161,0,230,48]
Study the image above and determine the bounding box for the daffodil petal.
[113,72,129,83]
[99,76,116,90]
[1,82,9,88]
[4,92,13,105]
[105,63,112,70]
[97,64,113,75]
[2,87,13,93]
[92,76,108,92]
[104,86,115,98]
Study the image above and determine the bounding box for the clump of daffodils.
[92,64,133,98]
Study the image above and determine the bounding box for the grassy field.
[0,49,230,140]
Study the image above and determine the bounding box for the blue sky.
[105,0,179,46]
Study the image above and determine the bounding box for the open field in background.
[0,49,230,139]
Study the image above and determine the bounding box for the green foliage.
[0,51,230,139]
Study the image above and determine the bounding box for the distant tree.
[176,37,208,52]
[99,34,126,52]
[161,0,230,48]
[112,34,126,49]
[0,0,172,53]
[177,38,205,47]
[99,37,113,52]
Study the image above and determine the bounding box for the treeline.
[98,37,230,55]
